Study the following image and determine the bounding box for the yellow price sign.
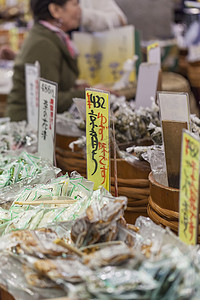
[9,28,19,52]
[179,130,200,245]
[86,88,110,191]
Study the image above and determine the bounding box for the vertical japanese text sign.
[38,78,57,164]
[25,61,40,131]
[86,88,110,191]
[179,130,200,245]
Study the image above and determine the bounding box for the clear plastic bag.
[142,145,168,186]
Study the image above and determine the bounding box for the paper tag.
[25,62,40,131]
[86,88,110,191]
[179,130,200,245]
[158,92,190,126]
[135,62,160,109]
[147,43,161,69]
[38,78,57,164]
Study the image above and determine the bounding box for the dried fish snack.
[34,258,90,283]
[23,264,56,288]
[0,253,66,300]
[83,242,134,268]
[116,220,139,248]
[2,228,70,257]
[71,196,127,247]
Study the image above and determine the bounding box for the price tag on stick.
[158,92,190,188]
[147,42,161,68]
[25,61,40,131]
[135,63,160,109]
[179,130,200,245]
[38,78,57,164]
[86,88,110,191]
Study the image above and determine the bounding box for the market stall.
[1,1,200,299]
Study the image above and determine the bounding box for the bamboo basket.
[148,172,200,241]
[56,134,151,225]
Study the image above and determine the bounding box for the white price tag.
[25,62,40,131]
[147,43,161,69]
[135,62,160,109]
[38,78,57,164]
[158,92,190,125]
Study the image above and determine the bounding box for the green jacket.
[6,23,84,121]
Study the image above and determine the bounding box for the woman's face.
[59,0,81,32]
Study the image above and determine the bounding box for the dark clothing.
[6,23,84,121]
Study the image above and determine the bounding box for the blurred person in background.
[6,0,86,121]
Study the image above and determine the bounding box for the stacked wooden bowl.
[148,172,200,242]
[56,134,151,225]
[147,172,179,232]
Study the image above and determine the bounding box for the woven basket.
[56,134,151,225]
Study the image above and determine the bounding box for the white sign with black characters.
[38,78,57,164]
[25,61,40,131]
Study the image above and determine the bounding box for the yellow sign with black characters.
[179,130,200,245]
[86,88,110,191]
